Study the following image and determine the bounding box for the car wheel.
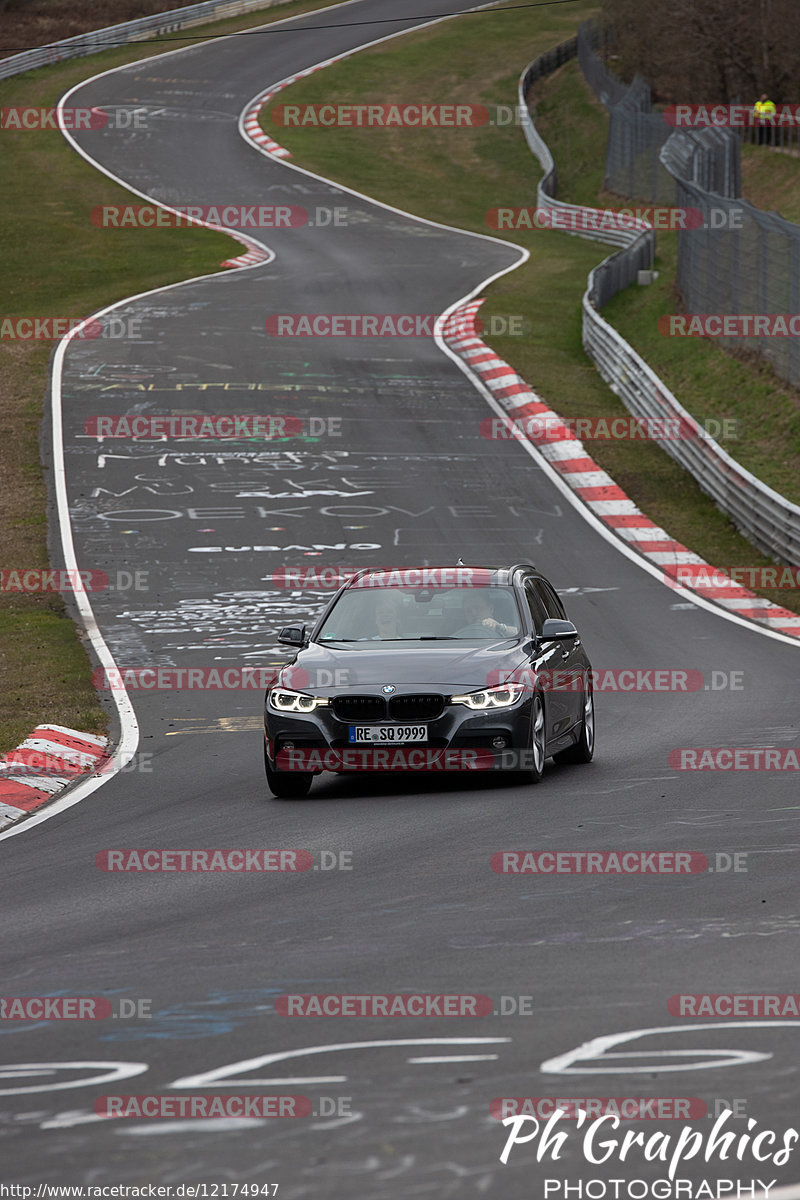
[264,744,314,799]
[516,691,546,784]
[553,678,595,765]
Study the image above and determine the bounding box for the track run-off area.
[1,1,800,1196]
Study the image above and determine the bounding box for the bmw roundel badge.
[381,684,396,694]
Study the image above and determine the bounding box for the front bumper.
[263,694,534,773]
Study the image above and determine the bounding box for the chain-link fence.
[578,19,742,204]
[577,21,650,113]
[578,20,678,204]
[661,132,800,387]
[578,18,800,389]
[520,32,800,565]
[738,113,800,154]
[521,36,655,311]
[520,36,653,269]
[659,127,741,197]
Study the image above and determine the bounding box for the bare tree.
[601,0,800,102]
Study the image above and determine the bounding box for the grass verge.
[259,5,800,619]
[532,62,800,504]
[0,0,345,754]
[0,0,235,59]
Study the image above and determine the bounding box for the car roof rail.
[451,562,537,580]
[453,562,509,571]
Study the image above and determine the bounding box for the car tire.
[516,691,546,784]
[264,744,314,799]
[553,678,595,765]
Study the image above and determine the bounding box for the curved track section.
[1,2,799,1194]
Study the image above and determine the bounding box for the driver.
[455,590,517,637]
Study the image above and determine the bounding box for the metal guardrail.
[579,20,742,207]
[0,0,292,80]
[519,41,650,254]
[659,128,800,389]
[581,295,800,564]
[520,40,800,566]
[576,23,650,114]
[660,125,741,197]
[6,2,799,565]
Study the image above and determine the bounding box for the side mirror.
[540,618,578,641]
[277,625,306,647]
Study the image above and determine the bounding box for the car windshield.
[317,575,522,643]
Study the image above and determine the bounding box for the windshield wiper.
[320,636,458,642]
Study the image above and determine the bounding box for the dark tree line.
[600,0,800,103]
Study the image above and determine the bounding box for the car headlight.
[268,688,329,713]
[450,685,524,710]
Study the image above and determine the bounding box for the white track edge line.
[7,0,794,844]
[435,313,800,650]
[236,0,528,250]
[234,14,800,651]
[0,1,515,840]
[0,306,140,844]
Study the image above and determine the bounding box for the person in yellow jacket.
[754,94,776,144]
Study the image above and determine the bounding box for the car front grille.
[331,693,446,722]
[332,695,386,721]
[388,694,445,721]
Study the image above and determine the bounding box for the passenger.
[372,592,404,639]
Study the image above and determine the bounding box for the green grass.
[3,0,799,752]
[0,0,344,754]
[260,0,600,226]
[741,141,800,224]
[260,23,800,618]
[602,232,800,501]
[533,64,800,504]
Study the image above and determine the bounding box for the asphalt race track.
[2,1,800,1195]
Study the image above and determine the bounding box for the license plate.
[348,725,427,744]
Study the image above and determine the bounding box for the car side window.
[523,582,548,634]
[533,578,567,621]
